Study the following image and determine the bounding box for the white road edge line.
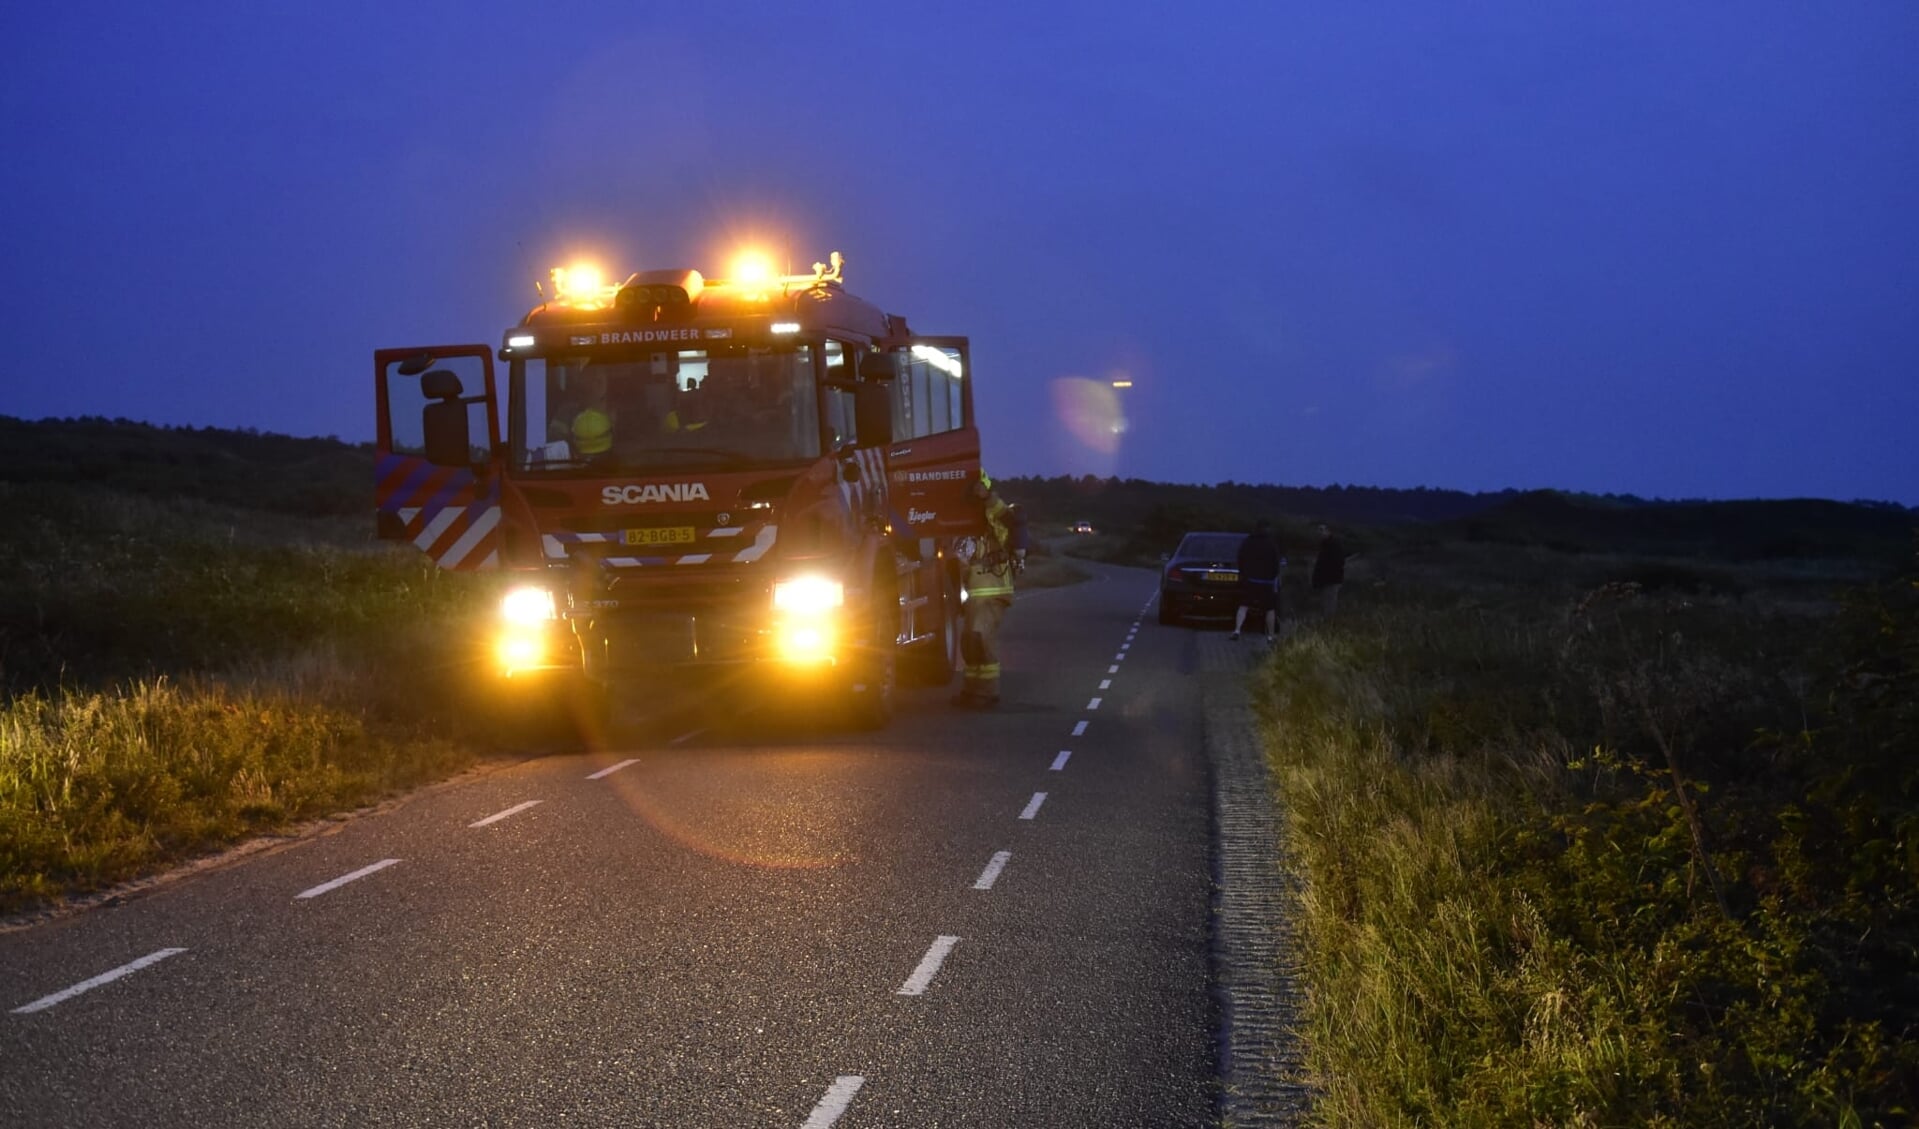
[469,800,543,828]
[1051,750,1072,771]
[297,858,400,900]
[1020,792,1048,820]
[801,1076,866,1128]
[586,758,639,780]
[668,728,705,747]
[973,850,1012,890]
[12,948,188,1014]
[1072,720,1089,737]
[897,935,961,996]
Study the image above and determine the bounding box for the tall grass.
[1260,545,1916,1126]
[0,674,475,910]
[0,481,507,915]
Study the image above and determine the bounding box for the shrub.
[1259,542,1917,1126]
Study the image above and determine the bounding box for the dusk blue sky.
[3,3,1914,503]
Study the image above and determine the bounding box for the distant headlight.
[501,585,557,624]
[772,576,844,615]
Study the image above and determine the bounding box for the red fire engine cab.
[373,251,982,734]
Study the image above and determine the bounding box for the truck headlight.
[501,585,557,624]
[772,576,844,615]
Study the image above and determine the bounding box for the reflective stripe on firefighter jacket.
[960,494,1018,598]
[956,492,1017,700]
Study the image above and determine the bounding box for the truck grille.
[601,610,762,669]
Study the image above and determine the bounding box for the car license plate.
[623,526,696,546]
[1205,571,1237,582]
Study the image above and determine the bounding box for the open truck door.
[864,336,982,538]
[373,344,504,570]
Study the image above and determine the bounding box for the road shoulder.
[1204,632,1314,1125]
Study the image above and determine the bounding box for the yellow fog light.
[497,631,545,672]
[772,576,844,615]
[776,621,835,663]
[501,585,557,624]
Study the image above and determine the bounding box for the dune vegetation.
[1255,541,1915,1126]
[0,472,503,914]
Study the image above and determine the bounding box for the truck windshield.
[510,345,820,474]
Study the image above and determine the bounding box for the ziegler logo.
[602,483,711,504]
[907,508,937,524]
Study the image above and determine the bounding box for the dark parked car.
[1158,531,1246,625]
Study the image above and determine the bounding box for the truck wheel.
[846,587,897,730]
[847,649,896,730]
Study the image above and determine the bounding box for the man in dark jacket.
[1232,520,1282,643]
[1311,523,1349,618]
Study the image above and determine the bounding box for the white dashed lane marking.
[1051,750,1071,771]
[973,851,1012,890]
[897,936,961,996]
[1108,665,1119,674]
[1072,720,1089,737]
[1087,697,1102,710]
[296,858,401,900]
[469,800,542,828]
[1099,679,1111,690]
[801,1076,865,1128]
[1020,792,1048,820]
[586,758,638,779]
[11,948,188,1015]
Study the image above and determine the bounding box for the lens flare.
[1050,375,1128,455]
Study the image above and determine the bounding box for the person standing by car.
[952,470,1027,709]
[1311,522,1350,618]
[1232,520,1282,643]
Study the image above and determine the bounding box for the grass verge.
[1257,545,1916,1127]
[0,672,477,913]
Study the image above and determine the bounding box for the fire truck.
[373,251,983,735]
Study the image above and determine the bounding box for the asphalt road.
[1,560,1243,1128]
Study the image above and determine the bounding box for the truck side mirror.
[853,382,894,448]
[857,353,900,382]
[420,369,473,466]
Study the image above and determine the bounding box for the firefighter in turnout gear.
[952,470,1027,709]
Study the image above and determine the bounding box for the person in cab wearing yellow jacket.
[953,470,1028,709]
[568,372,615,461]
